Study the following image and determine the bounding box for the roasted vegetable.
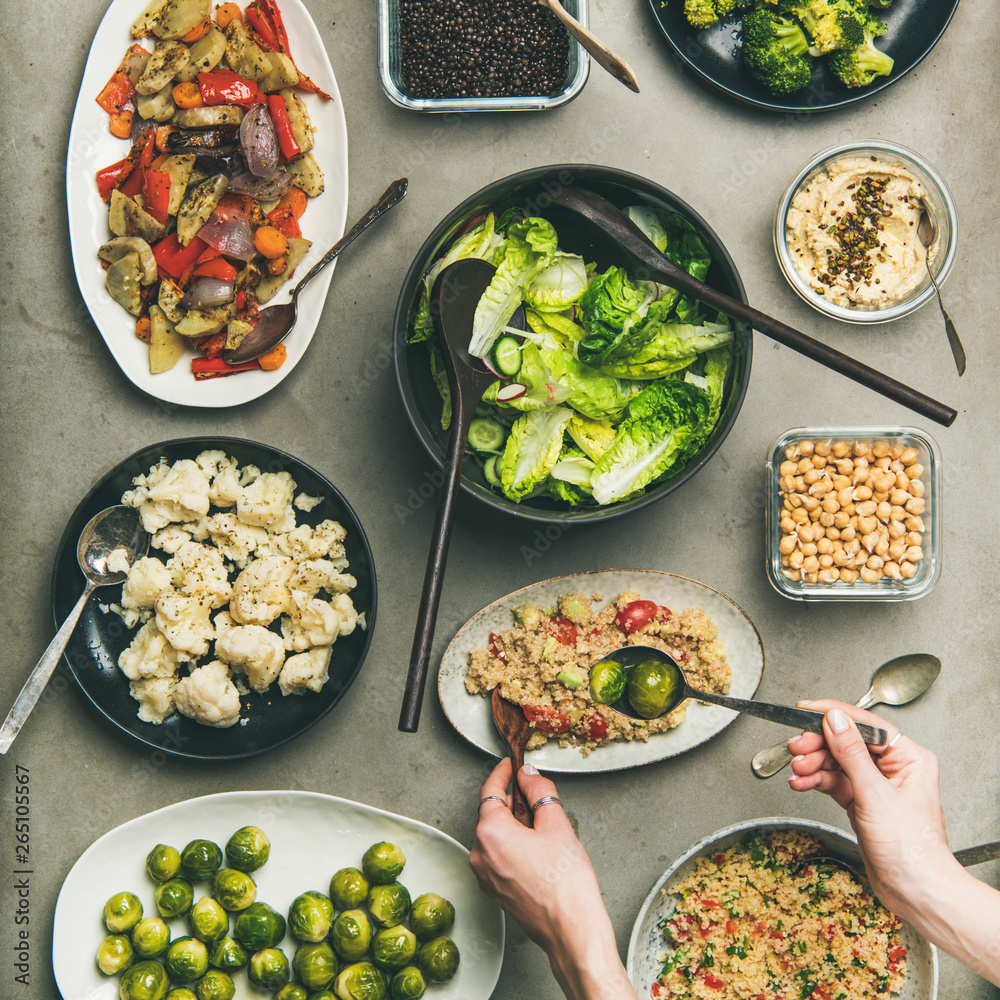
[174,25,227,81]
[255,236,310,302]
[174,105,245,128]
[137,82,177,122]
[177,174,228,245]
[284,152,324,197]
[259,52,299,92]
[149,305,186,372]
[108,191,165,242]
[153,0,211,40]
[279,88,314,155]
[224,19,272,80]
[137,41,191,95]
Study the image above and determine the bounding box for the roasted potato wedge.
[99,237,158,285]
[173,105,244,128]
[149,304,186,373]
[136,82,177,122]
[152,0,210,40]
[259,52,299,92]
[284,153,324,197]
[280,89,315,156]
[163,153,196,216]
[158,277,188,324]
[173,24,226,82]
[105,254,144,316]
[136,41,190,96]
[224,20,271,81]
[176,174,228,245]
[256,238,312,303]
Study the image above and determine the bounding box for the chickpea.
[779,535,797,556]
[822,496,840,514]
[789,550,804,569]
[909,479,925,498]
[874,456,891,471]
[834,511,851,529]
[840,524,857,541]
[862,531,880,553]
[797,524,815,543]
[888,539,907,561]
[795,475,807,491]
[832,474,852,491]
[779,475,797,492]
[890,489,909,506]
[801,542,819,557]
[884,562,902,580]
[837,487,854,507]
[803,555,820,574]
[872,442,890,458]
[890,505,906,521]
[791,507,808,524]
[852,441,871,457]
[799,439,815,457]
[905,531,922,547]
[840,568,860,584]
[779,461,797,477]
[819,554,834,569]
[798,458,814,474]
[901,447,920,466]
[809,508,822,523]
[889,519,906,539]
[895,472,910,490]
[825,526,841,541]
[900,561,917,579]
[842,501,856,516]
[905,515,924,532]
[889,459,904,474]
[866,555,885,571]
[780,516,796,534]
[874,537,890,558]
[905,497,926,515]
[780,554,790,568]
[860,566,882,584]
[874,473,895,493]
[853,485,873,502]
[814,439,832,457]
[858,515,878,535]
[801,494,820,511]
[852,466,870,486]
[819,512,835,528]
[783,568,803,581]
[803,467,823,484]
[817,537,834,555]
[845,537,861,556]
[811,454,828,469]
[908,463,925,479]
[788,493,803,508]
[818,568,840,584]
[804,571,820,584]
[876,501,892,522]
[832,548,850,568]
[889,444,904,461]
[835,458,854,475]
[832,440,851,458]
[905,545,924,563]
[872,492,890,507]
[809,480,833,497]
[855,500,877,518]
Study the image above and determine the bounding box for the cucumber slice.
[467,417,505,453]
[483,455,501,487]
[492,336,522,377]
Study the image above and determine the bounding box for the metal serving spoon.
[599,645,887,745]
[751,653,941,778]
[491,688,534,827]
[535,0,640,92]
[225,178,408,363]
[0,506,149,753]
[545,186,956,427]
[917,209,965,376]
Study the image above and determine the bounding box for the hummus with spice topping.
[785,155,934,310]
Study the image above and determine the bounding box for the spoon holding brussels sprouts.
[594,645,888,746]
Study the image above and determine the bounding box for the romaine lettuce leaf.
[524,253,588,312]
[597,320,733,380]
[500,406,573,501]
[525,309,586,352]
[567,413,618,462]
[577,266,650,368]
[540,348,636,422]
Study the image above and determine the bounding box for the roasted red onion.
[239,104,279,177]
[228,169,293,201]
[196,212,256,261]
[180,277,236,310]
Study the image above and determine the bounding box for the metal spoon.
[535,0,640,93]
[917,209,965,376]
[491,688,534,827]
[545,186,956,427]
[225,178,408,363]
[752,653,941,778]
[0,506,149,753]
[600,645,887,745]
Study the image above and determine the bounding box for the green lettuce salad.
[408,206,735,507]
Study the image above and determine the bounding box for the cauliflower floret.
[167,541,232,608]
[151,524,193,553]
[205,512,272,569]
[214,609,237,635]
[131,459,212,533]
[210,465,244,507]
[288,560,357,598]
[121,556,173,613]
[294,493,323,511]
[174,660,241,728]
[278,645,332,697]
[118,620,183,680]
[107,548,132,575]
[274,520,347,563]
[130,676,178,724]
[230,556,293,626]
[281,596,340,651]
[122,459,170,509]
[154,593,216,659]
[216,624,285,692]
[237,471,296,532]
[107,603,146,629]
[331,592,358,636]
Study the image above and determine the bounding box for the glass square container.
[377,0,590,112]
[766,427,941,601]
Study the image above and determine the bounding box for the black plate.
[646,0,960,112]
[51,437,377,760]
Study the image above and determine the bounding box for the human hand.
[469,759,637,1000]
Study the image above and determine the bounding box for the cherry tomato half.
[522,705,571,734]
[703,974,725,989]
[578,714,608,741]
[488,631,507,663]
[547,615,579,645]
[614,600,658,633]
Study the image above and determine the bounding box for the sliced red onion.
[180,277,236,310]
[239,104,279,177]
[228,169,293,201]
[496,382,527,402]
[197,212,256,261]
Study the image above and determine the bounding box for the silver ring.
[879,732,903,759]
[530,795,563,811]
[479,795,507,809]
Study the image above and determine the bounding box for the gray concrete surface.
[1,1,998,997]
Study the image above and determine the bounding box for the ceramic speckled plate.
[437,569,764,774]
[53,790,504,1000]
[627,817,938,999]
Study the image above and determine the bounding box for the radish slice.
[479,353,503,378]
[496,382,527,402]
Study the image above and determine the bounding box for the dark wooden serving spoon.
[491,688,534,827]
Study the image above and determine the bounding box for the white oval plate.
[53,790,504,1000]
[627,817,937,1000]
[66,0,349,407]
[438,569,765,775]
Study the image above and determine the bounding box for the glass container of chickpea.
[766,429,941,601]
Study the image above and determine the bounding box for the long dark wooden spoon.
[491,688,533,827]
[546,187,957,427]
[399,258,508,732]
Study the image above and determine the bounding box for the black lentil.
[398,0,570,100]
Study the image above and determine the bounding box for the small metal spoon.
[600,645,887,745]
[0,506,149,753]
[491,688,533,827]
[535,0,640,92]
[751,653,941,778]
[917,209,965,376]
[225,178,408,363]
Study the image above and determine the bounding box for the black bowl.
[393,163,752,524]
[51,437,377,760]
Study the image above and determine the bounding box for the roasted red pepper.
[266,94,301,159]
[245,0,332,100]
[96,45,145,114]
[153,234,209,280]
[266,202,301,239]
[192,356,261,379]
[96,158,129,201]
[198,69,264,109]
[119,167,146,198]
[195,332,228,359]
[142,169,171,224]
[192,258,237,282]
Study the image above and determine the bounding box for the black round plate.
[646,0,960,112]
[51,437,378,760]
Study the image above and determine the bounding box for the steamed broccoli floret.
[682,0,752,29]
[828,28,894,87]
[741,8,814,94]
[784,0,867,54]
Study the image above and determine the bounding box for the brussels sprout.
[234,901,287,951]
[311,993,337,1000]
[194,969,235,1000]
[288,889,335,942]
[292,941,339,990]
[372,926,417,972]
[625,658,679,720]
[415,936,459,983]
[211,868,257,911]
[181,839,224,881]
[165,990,198,1000]
[96,933,134,975]
[132,916,171,959]
[275,985,309,1000]
[407,893,455,941]
[208,935,248,971]
[155,878,194,919]
[164,936,209,983]
[334,961,387,1000]
[118,959,170,1000]
[104,891,144,933]
[361,843,406,885]
[589,659,627,705]
[189,897,229,943]
[146,844,182,882]
[388,966,427,1000]
[224,826,270,873]
[329,868,370,910]
[367,883,411,928]
[248,947,290,990]
[330,909,373,962]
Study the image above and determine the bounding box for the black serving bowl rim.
[393,163,753,524]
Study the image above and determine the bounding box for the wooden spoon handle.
[508,739,533,827]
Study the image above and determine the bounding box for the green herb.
[797,941,808,954]
[852,957,867,969]
[660,947,688,977]
[799,982,818,999]
[750,848,765,863]
[700,944,715,969]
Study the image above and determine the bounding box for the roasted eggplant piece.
[167,125,241,155]
[176,174,228,245]
[108,190,166,243]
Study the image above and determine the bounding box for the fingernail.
[791,755,805,763]
[829,709,850,734]
[521,763,539,775]
[797,700,814,708]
